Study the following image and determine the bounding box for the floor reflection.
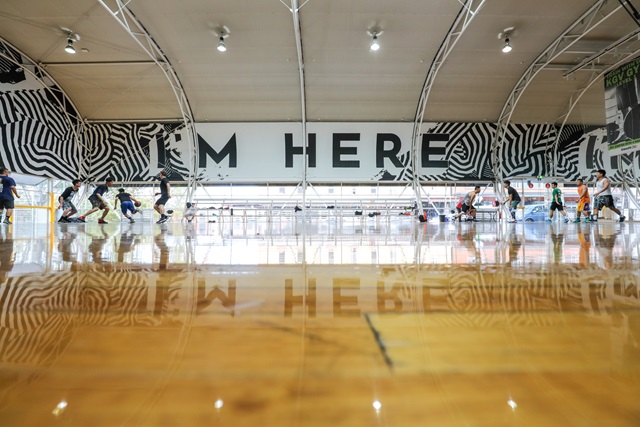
[0,219,639,426]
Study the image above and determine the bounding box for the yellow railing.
[15,197,55,222]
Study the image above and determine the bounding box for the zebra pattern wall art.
[0,66,634,185]
[83,123,190,182]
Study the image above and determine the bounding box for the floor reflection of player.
[550,226,566,264]
[88,227,115,264]
[0,227,14,279]
[57,224,79,266]
[576,223,591,266]
[594,225,617,269]
[117,224,137,263]
[507,233,522,265]
[154,228,170,270]
[456,224,479,262]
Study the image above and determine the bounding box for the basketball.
[134,201,141,207]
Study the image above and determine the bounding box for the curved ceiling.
[1,0,639,125]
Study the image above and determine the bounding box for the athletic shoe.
[3,218,11,225]
[77,216,86,223]
[573,218,581,223]
[564,218,569,223]
[583,218,590,223]
[590,218,597,222]
[157,217,168,224]
[98,219,108,224]
[507,218,517,223]
[545,219,552,223]
[620,215,626,223]
[129,219,135,223]
[58,217,69,223]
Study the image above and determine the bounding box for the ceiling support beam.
[550,48,640,178]
[617,0,640,27]
[491,0,622,194]
[286,0,309,221]
[563,27,640,77]
[98,0,199,201]
[42,60,159,67]
[550,47,640,211]
[410,0,487,216]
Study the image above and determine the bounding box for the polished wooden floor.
[1,217,639,426]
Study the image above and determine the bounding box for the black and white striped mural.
[0,67,636,183]
[0,42,81,181]
[83,122,188,182]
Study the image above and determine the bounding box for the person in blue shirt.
[0,167,21,225]
[78,177,114,223]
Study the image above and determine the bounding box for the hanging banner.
[604,57,640,154]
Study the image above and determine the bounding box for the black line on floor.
[364,313,394,370]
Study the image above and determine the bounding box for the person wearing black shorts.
[453,186,481,222]
[547,182,569,223]
[0,168,20,225]
[590,169,625,222]
[154,171,171,224]
[78,177,114,223]
[58,179,82,223]
[502,180,521,222]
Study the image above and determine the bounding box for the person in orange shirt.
[573,178,591,223]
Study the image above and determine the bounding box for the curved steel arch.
[0,37,89,180]
[549,50,640,211]
[410,0,487,214]
[490,0,621,197]
[99,0,199,202]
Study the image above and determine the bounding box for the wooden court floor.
[0,219,639,426]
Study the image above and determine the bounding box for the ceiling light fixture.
[64,37,76,54]
[502,37,512,53]
[217,36,227,52]
[370,34,380,51]
[367,28,383,52]
[498,26,515,53]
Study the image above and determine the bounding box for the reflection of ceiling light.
[64,38,76,54]
[214,399,224,409]
[502,37,512,53]
[372,400,382,412]
[52,400,68,416]
[370,34,380,51]
[217,36,226,52]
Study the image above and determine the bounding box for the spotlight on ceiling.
[64,37,76,54]
[370,34,380,51]
[498,26,515,53]
[367,28,383,52]
[217,36,227,52]
[502,37,512,53]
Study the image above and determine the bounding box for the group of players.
[1,167,628,226]
[453,169,626,223]
[57,171,172,225]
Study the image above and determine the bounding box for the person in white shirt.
[590,169,625,222]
